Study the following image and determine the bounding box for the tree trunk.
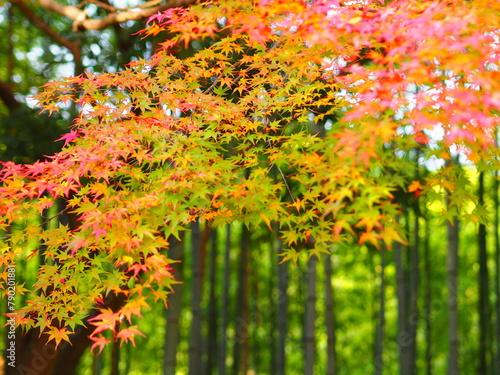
[92,352,102,375]
[375,246,386,375]
[275,224,288,375]
[304,256,317,375]
[206,229,218,375]
[251,241,261,374]
[189,220,204,375]
[447,217,460,375]
[424,218,433,375]
[219,225,231,375]
[478,171,491,375]
[164,235,184,375]
[232,225,250,375]
[395,232,409,375]
[395,205,419,375]
[408,207,420,375]
[324,252,337,375]
[111,337,120,375]
[494,174,500,375]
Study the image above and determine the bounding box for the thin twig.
[269,164,295,203]
[40,205,71,227]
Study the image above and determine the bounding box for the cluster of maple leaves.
[0,0,499,349]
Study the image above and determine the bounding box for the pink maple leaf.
[116,326,146,347]
[92,223,107,240]
[90,335,111,355]
[66,234,88,256]
[55,130,80,147]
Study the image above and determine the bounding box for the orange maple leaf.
[407,180,423,198]
[116,326,146,347]
[45,327,73,349]
[88,308,120,335]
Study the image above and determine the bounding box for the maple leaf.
[55,130,80,147]
[88,308,120,335]
[380,226,408,249]
[407,180,423,198]
[358,231,381,249]
[116,326,146,346]
[92,223,107,240]
[332,219,355,239]
[278,249,305,265]
[66,235,88,256]
[120,296,149,323]
[36,196,54,214]
[127,263,148,278]
[32,179,60,198]
[259,212,273,231]
[414,132,429,144]
[90,335,111,355]
[45,327,73,348]
[447,125,477,144]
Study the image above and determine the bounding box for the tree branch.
[12,0,83,75]
[37,0,198,31]
[7,4,14,80]
[84,0,164,13]
[0,80,20,111]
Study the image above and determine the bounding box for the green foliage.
[0,107,65,163]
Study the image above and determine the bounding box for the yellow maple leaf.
[45,327,73,348]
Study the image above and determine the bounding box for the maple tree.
[0,0,499,350]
